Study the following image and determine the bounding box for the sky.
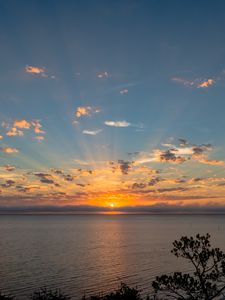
[1,0,225,213]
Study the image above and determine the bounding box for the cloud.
[75,106,101,118]
[118,160,132,175]
[120,89,129,94]
[31,120,45,134]
[198,79,215,88]
[73,159,89,166]
[0,147,18,153]
[5,120,31,136]
[3,119,45,138]
[34,172,57,185]
[97,71,109,79]
[198,159,224,166]
[63,174,74,182]
[132,183,147,189]
[35,136,45,142]
[40,178,55,184]
[14,119,31,129]
[24,65,54,78]
[0,135,3,140]
[1,179,15,188]
[172,77,215,89]
[25,66,45,74]
[172,77,196,87]
[3,165,16,172]
[82,129,102,135]
[159,149,187,163]
[135,139,223,166]
[6,127,24,137]
[104,120,131,127]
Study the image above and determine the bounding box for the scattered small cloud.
[25,65,45,74]
[0,147,19,153]
[24,65,55,79]
[104,120,131,127]
[97,71,109,79]
[197,79,215,88]
[120,89,129,94]
[2,119,45,139]
[82,129,102,135]
[31,120,45,134]
[14,119,31,129]
[75,106,101,118]
[6,127,24,137]
[172,77,215,89]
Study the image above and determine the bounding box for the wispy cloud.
[104,120,131,127]
[172,77,215,88]
[0,147,19,153]
[82,129,102,135]
[172,77,196,87]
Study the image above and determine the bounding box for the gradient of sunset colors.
[1,0,225,213]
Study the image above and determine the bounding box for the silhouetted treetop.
[153,233,225,300]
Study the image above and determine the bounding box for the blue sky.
[1,0,225,212]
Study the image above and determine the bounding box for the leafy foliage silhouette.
[0,292,14,300]
[152,233,225,299]
[30,288,70,300]
[82,283,142,300]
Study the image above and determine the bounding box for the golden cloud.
[75,106,101,118]
[0,147,19,153]
[75,106,91,118]
[198,79,215,88]
[14,119,31,129]
[25,65,45,74]
[6,127,24,137]
[31,120,45,134]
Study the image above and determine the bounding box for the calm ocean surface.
[1,214,225,299]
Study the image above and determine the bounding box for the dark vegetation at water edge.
[1,234,225,300]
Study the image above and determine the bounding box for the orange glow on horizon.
[89,192,138,207]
